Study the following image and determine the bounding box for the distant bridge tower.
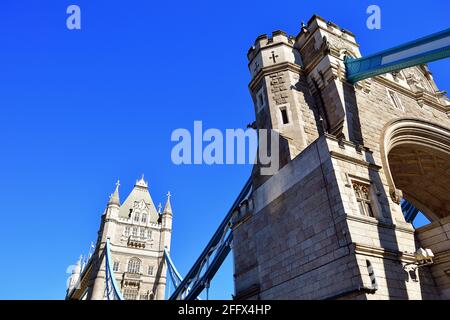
[66,176,173,300]
[233,15,450,300]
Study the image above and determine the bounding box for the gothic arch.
[380,118,450,221]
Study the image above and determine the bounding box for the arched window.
[127,258,141,274]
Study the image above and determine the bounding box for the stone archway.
[380,118,450,222]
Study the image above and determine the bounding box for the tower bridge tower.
[233,15,450,300]
[66,175,173,300]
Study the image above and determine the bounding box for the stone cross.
[269,51,279,64]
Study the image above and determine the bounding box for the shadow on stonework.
[343,82,410,299]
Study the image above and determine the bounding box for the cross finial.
[167,191,171,198]
[115,180,120,188]
[269,51,279,64]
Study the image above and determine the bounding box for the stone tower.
[232,15,450,300]
[66,175,173,300]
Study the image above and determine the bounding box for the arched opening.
[381,118,450,224]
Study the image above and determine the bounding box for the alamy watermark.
[171,121,280,176]
[66,5,81,30]
[367,5,381,30]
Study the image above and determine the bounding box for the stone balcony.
[127,235,146,248]
[122,272,142,288]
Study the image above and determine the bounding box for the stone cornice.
[249,62,303,91]
[329,151,382,171]
[345,213,415,235]
[352,242,416,263]
[374,76,449,113]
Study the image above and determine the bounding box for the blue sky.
[0,0,448,299]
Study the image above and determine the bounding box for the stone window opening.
[132,227,138,237]
[353,181,375,218]
[134,212,140,222]
[141,213,147,223]
[148,265,154,276]
[255,87,266,112]
[124,226,130,237]
[123,288,138,300]
[366,260,378,290]
[127,258,141,274]
[387,89,404,111]
[280,107,289,125]
[140,228,145,238]
[113,261,120,272]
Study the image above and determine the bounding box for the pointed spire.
[163,191,172,215]
[108,180,120,205]
[135,174,148,188]
[158,203,162,214]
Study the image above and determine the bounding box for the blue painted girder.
[345,28,450,84]
[401,199,420,223]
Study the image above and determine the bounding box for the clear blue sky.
[0,0,448,299]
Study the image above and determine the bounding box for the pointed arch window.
[353,181,374,217]
[127,258,141,274]
[148,265,154,276]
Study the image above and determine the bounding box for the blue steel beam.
[105,239,124,300]
[401,199,420,224]
[184,233,233,301]
[345,28,450,84]
[169,177,252,300]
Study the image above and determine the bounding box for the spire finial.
[135,174,148,188]
[108,179,121,205]
[158,203,162,214]
[163,191,172,214]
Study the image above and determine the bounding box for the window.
[366,260,378,289]
[127,258,141,274]
[124,226,130,237]
[134,212,140,222]
[141,213,147,223]
[258,93,265,108]
[353,182,374,217]
[113,261,120,272]
[387,89,404,111]
[148,265,154,276]
[147,229,152,239]
[280,108,289,124]
[140,228,145,238]
[123,288,138,300]
[255,87,266,112]
[132,227,138,237]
